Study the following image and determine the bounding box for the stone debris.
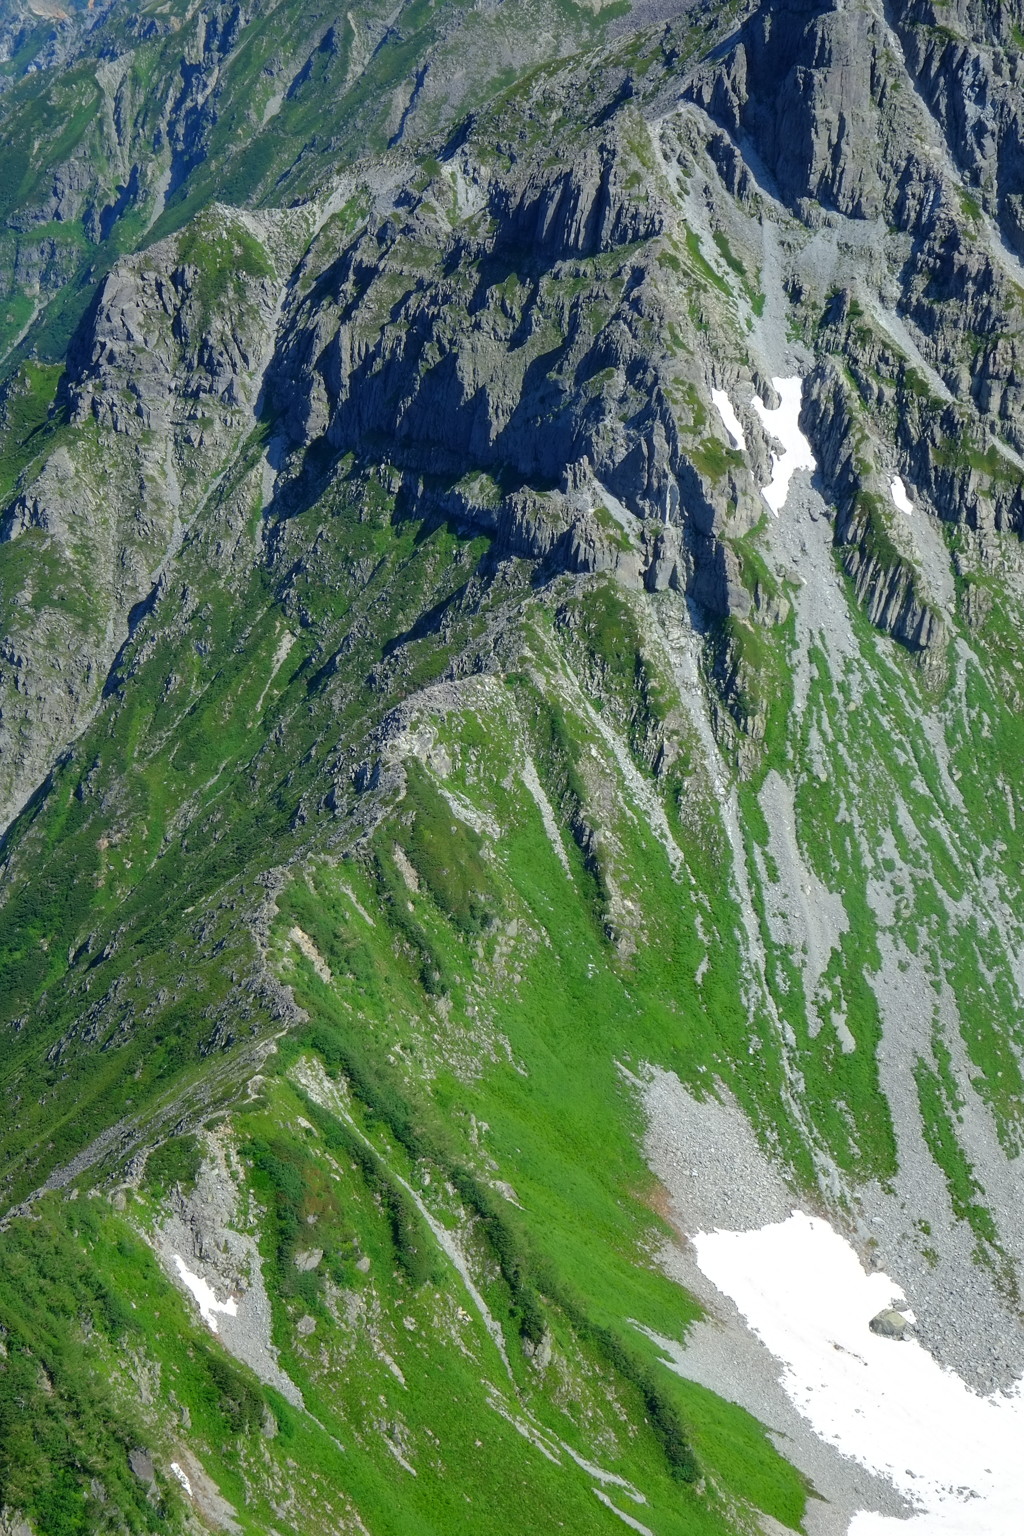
[294,1248,323,1271]
[869,1308,916,1341]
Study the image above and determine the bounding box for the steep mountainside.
[2,1,1024,1533]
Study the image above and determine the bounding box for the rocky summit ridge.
[2,1,1024,1533]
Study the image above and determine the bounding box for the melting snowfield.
[173,1255,238,1332]
[169,1463,193,1496]
[712,388,747,451]
[711,377,816,514]
[890,475,913,515]
[751,377,817,514]
[693,1212,1024,1534]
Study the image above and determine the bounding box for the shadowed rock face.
[4,4,1024,1528]
[701,0,889,217]
[10,0,1024,823]
[0,208,290,830]
[892,0,1024,253]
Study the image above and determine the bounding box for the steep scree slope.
[2,1,1024,1534]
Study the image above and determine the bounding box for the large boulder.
[869,1307,915,1340]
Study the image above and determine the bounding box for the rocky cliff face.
[3,2,1024,1533]
[0,205,297,828]
[8,0,1024,820]
[893,0,1024,251]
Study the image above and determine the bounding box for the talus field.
[1,0,1024,1531]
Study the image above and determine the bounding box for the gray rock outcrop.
[6,0,1024,823]
[869,1307,916,1341]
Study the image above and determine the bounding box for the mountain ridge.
[2,1,1024,1533]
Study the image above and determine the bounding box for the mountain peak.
[2,0,1024,1531]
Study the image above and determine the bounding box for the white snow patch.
[693,1210,1024,1534]
[169,1462,192,1496]
[711,388,747,451]
[593,1489,654,1534]
[890,475,914,516]
[752,377,816,515]
[173,1256,239,1333]
[261,90,283,126]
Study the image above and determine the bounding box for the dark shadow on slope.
[381,582,469,658]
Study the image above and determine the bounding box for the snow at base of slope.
[173,1254,238,1332]
[693,1211,1024,1534]
[156,1136,304,1409]
[170,1463,193,1496]
[890,475,913,515]
[712,389,747,451]
[752,377,817,515]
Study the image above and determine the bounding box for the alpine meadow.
[1,0,1024,1532]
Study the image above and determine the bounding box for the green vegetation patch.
[143,1135,203,1198]
[0,360,65,498]
[394,760,497,937]
[174,211,275,326]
